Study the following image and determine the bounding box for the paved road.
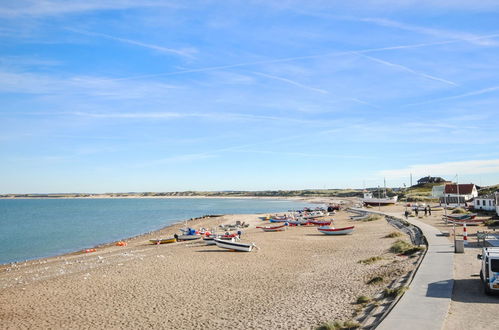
[356,210,455,330]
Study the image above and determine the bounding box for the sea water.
[0,198,317,264]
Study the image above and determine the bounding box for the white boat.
[214,238,254,252]
[203,234,236,245]
[176,234,201,241]
[362,192,398,206]
[256,224,286,232]
[317,226,355,235]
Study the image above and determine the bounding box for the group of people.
[404,205,432,218]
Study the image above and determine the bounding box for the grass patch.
[358,256,383,264]
[383,286,408,298]
[384,231,403,238]
[389,240,424,255]
[356,295,371,304]
[484,219,499,227]
[452,208,467,214]
[367,276,384,285]
[362,214,381,222]
[316,321,360,330]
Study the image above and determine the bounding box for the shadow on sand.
[451,278,499,302]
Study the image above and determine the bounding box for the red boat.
[317,226,355,235]
[256,224,286,232]
[307,220,332,226]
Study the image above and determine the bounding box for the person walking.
[424,206,428,216]
[428,206,432,216]
[415,207,419,217]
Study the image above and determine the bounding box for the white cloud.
[0,70,178,99]
[0,0,177,18]
[379,159,499,179]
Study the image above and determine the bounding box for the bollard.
[463,223,468,246]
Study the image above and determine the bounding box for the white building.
[431,185,445,198]
[473,195,496,212]
[496,192,499,216]
[439,183,478,207]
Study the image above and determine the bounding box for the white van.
[477,247,499,295]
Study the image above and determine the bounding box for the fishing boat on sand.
[203,234,238,245]
[308,220,332,226]
[362,180,397,206]
[445,217,483,226]
[317,226,355,235]
[177,227,202,241]
[149,237,176,245]
[214,238,255,252]
[444,213,477,220]
[256,224,286,232]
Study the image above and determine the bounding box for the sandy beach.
[0,201,420,329]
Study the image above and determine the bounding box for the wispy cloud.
[379,159,499,179]
[406,85,499,106]
[0,1,177,18]
[357,17,499,46]
[0,70,178,98]
[252,71,329,94]
[353,52,459,86]
[67,28,196,58]
[106,33,499,83]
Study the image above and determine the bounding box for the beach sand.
[0,204,419,329]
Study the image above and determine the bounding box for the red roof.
[444,184,475,195]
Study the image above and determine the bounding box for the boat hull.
[317,226,355,235]
[308,221,332,226]
[214,238,253,252]
[362,196,398,206]
[257,224,286,232]
[445,219,483,226]
[150,237,176,244]
[177,235,201,241]
[445,213,477,220]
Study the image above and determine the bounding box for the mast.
[384,178,387,198]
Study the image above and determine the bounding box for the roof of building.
[444,184,476,195]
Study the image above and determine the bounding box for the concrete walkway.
[362,211,455,330]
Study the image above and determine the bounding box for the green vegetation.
[484,219,499,227]
[358,256,383,264]
[316,320,360,330]
[366,276,384,285]
[356,295,371,304]
[1,189,366,199]
[478,184,499,196]
[389,240,424,255]
[384,231,403,238]
[396,183,441,202]
[383,286,408,298]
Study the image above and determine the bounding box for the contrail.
[100,32,499,82]
[406,85,499,106]
[353,52,458,86]
[252,71,329,94]
[66,28,195,58]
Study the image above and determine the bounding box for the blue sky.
[1,0,499,193]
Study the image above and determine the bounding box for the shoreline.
[0,197,328,267]
[0,201,422,329]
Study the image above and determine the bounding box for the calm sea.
[0,198,316,264]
